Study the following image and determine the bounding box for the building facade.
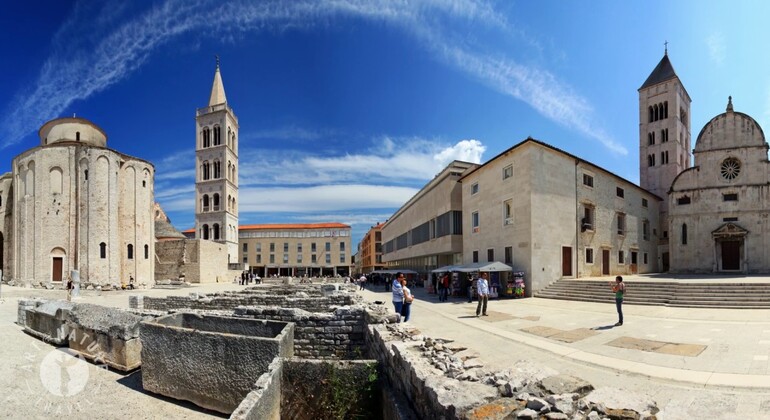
[0,118,155,286]
[194,61,240,263]
[460,139,661,294]
[239,223,352,277]
[381,161,478,272]
[358,222,384,274]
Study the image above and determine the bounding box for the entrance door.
[662,252,670,272]
[721,241,740,270]
[562,247,572,276]
[602,249,610,275]
[52,257,63,282]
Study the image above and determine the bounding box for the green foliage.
[319,362,379,420]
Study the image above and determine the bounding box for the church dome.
[38,117,107,147]
[694,97,766,153]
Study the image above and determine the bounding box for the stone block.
[140,313,294,414]
[23,300,75,346]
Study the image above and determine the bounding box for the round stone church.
[0,117,155,286]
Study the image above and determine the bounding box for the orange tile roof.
[182,223,350,234]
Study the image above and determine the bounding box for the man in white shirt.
[359,274,367,290]
[476,273,489,317]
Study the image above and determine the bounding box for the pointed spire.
[208,55,227,106]
[640,52,678,90]
[726,95,733,112]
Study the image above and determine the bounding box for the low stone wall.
[230,358,283,420]
[23,301,75,346]
[140,293,358,313]
[140,313,294,414]
[234,306,367,359]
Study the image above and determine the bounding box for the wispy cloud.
[1,0,617,157]
[241,125,338,143]
[707,32,726,66]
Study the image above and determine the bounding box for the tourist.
[476,273,489,317]
[359,274,367,290]
[401,276,414,322]
[467,274,476,303]
[610,275,625,326]
[392,272,405,321]
[66,276,73,302]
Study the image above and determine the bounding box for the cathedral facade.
[0,118,155,286]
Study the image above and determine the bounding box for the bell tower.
[194,57,239,263]
[638,47,691,269]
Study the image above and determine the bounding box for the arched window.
[213,160,221,178]
[647,155,652,167]
[213,193,220,211]
[232,134,236,152]
[681,224,688,245]
[648,106,653,123]
[144,244,149,259]
[232,164,236,182]
[654,104,659,121]
[100,242,106,259]
[213,126,221,146]
[202,127,211,148]
[127,244,134,260]
[213,224,220,240]
[227,161,232,181]
[664,101,668,119]
[202,195,209,211]
[0,195,2,207]
[202,224,210,240]
[76,131,80,141]
[232,197,236,212]
[203,161,210,180]
[227,127,231,149]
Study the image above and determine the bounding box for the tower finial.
[664,40,668,55]
[215,54,220,69]
[727,95,733,112]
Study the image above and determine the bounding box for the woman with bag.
[400,276,414,322]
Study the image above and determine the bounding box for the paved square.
[606,336,706,357]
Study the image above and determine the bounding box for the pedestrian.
[467,274,476,303]
[359,274,367,290]
[439,273,449,301]
[401,276,414,322]
[611,275,625,326]
[476,273,489,316]
[392,272,405,321]
[66,276,73,302]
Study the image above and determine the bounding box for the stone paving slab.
[519,326,599,343]
[606,336,707,356]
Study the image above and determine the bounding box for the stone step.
[534,293,770,308]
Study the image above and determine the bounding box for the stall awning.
[431,265,460,273]
[454,261,513,273]
[371,269,418,275]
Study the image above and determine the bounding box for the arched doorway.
[712,223,747,272]
[50,247,66,282]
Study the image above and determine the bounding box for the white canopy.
[430,265,460,273]
[371,269,418,275]
[454,261,513,273]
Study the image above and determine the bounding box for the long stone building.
[0,118,155,286]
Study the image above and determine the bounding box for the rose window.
[720,158,741,181]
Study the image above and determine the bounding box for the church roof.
[208,64,227,106]
[639,54,678,90]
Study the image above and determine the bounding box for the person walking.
[400,276,414,322]
[467,274,477,303]
[392,272,405,322]
[611,275,625,326]
[440,273,450,302]
[476,273,489,317]
[359,274,367,290]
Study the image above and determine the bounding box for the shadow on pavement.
[591,325,617,331]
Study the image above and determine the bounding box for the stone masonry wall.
[141,293,357,313]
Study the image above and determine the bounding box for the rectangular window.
[256,243,262,252]
[256,254,261,263]
[340,254,346,263]
[472,250,479,263]
[269,254,275,263]
[643,253,648,264]
[631,251,638,265]
[582,174,593,187]
[325,242,331,252]
[242,243,248,252]
[617,214,625,235]
[340,242,345,251]
[326,254,331,264]
[312,254,317,263]
[297,243,302,253]
[311,242,317,252]
[503,165,513,180]
[487,248,494,262]
[618,250,625,264]
[503,199,513,225]
[723,193,738,202]
[677,196,691,205]
[642,198,648,208]
[585,248,594,264]
[616,187,624,198]
[643,220,650,241]
[283,242,289,252]
[582,206,594,231]
[471,182,479,195]
[723,217,738,222]
[270,243,275,252]
[472,211,479,232]
[297,254,302,263]
[283,254,289,263]
[505,246,513,264]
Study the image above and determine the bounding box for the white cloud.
[707,32,726,65]
[433,139,485,165]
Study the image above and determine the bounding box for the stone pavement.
[359,281,770,419]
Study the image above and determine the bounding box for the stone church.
[0,118,155,286]
[641,52,770,273]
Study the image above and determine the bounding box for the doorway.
[602,249,610,275]
[561,247,572,276]
[721,241,740,270]
[52,257,63,282]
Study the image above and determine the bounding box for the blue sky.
[2,1,770,246]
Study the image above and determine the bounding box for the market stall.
[454,261,513,299]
